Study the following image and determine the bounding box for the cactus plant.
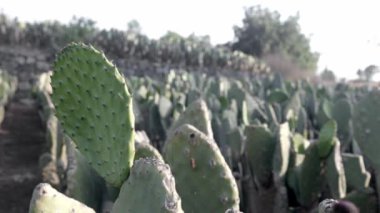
[65,138,104,211]
[135,140,164,162]
[29,183,95,213]
[112,158,183,213]
[166,99,213,140]
[325,139,346,199]
[51,42,135,187]
[342,153,371,190]
[164,124,240,212]
[353,90,380,208]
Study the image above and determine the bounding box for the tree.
[127,20,141,34]
[232,6,319,74]
[320,68,336,82]
[357,65,379,82]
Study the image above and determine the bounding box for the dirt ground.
[0,90,45,212]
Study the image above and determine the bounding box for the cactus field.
[0,42,379,212]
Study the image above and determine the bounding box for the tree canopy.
[357,65,380,82]
[232,6,319,74]
[320,68,336,82]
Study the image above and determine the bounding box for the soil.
[0,89,45,212]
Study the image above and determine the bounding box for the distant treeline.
[0,14,269,73]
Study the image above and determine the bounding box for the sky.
[1,0,380,80]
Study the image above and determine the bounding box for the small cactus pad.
[112,158,183,213]
[164,124,240,212]
[29,183,95,213]
[135,140,164,162]
[273,122,291,180]
[166,99,213,140]
[318,120,337,158]
[51,43,135,187]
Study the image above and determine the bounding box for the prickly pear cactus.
[29,183,95,213]
[272,122,291,180]
[245,125,276,187]
[352,90,380,209]
[342,153,371,190]
[297,142,322,207]
[164,124,240,213]
[135,140,164,162]
[166,99,213,140]
[65,138,104,211]
[344,188,377,213]
[51,43,135,187]
[353,90,380,168]
[112,158,183,213]
[318,120,337,158]
[325,139,346,199]
[332,98,353,146]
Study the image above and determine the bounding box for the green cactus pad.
[353,90,380,168]
[292,133,309,154]
[112,158,183,213]
[273,122,291,180]
[318,120,337,158]
[29,183,95,213]
[267,89,289,103]
[325,139,346,199]
[164,124,240,212]
[245,125,276,187]
[332,98,352,143]
[51,43,135,187]
[166,99,213,140]
[344,188,377,213]
[65,138,104,211]
[135,141,164,162]
[342,153,371,190]
[297,142,322,207]
[296,107,308,136]
[317,99,333,128]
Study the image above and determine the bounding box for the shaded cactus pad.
[112,158,184,213]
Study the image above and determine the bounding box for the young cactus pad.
[164,124,240,212]
[29,183,95,213]
[112,158,183,213]
[51,43,135,187]
[166,99,213,140]
[134,140,164,162]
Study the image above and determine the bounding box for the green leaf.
[318,120,337,158]
[267,89,289,103]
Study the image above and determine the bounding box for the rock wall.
[0,46,52,90]
[0,45,254,91]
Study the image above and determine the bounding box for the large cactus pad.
[112,158,183,213]
[164,124,240,212]
[51,43,135,187]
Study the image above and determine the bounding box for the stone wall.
[0,45,254,91]
[0,46,52,90]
